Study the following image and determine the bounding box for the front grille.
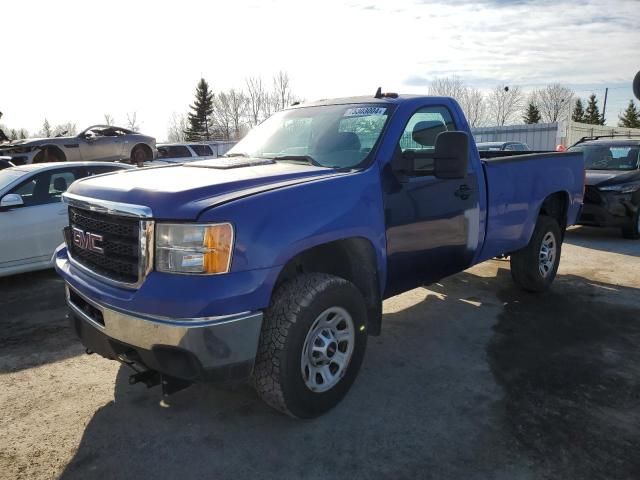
[68,207,141,284]
[584,186,603,205]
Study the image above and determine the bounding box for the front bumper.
[66,284,263,382]
[578,190,637,228]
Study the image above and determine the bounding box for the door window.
[399,106,456,174]
[10,169,78,206]
[189,144,213,156]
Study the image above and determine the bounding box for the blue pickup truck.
[55,93,583,418]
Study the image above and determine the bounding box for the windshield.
[226,104,391,169]
[569,144,640,170]
[0,168,25,189]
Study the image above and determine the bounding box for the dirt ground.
[0,226,638,480]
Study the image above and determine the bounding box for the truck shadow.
[0,269,81,373]
[564,226,640,257]
[57,265,640,480]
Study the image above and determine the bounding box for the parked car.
[145,143,216,166]
[54,92,583,418]
[0,162,133,276]
[569,136,640,238]
[0,125,156,166]
[477,141,530,151]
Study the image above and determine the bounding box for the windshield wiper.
[271,155,323,167]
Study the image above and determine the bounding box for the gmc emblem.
[72,227,104,254]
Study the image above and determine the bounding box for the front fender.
[197,167,388,293]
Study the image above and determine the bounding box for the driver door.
[79,129,117,161]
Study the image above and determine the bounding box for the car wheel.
[510,215,562,292]
[33,148,62,163]
[130,145,149,166]
[253,273,368,418]
[621,209,640,239]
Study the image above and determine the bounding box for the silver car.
[0,125,156,166]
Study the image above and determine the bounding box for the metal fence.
[471,123,560,151]
[471,122,640,151]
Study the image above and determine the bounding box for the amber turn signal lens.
[203,223,234,274]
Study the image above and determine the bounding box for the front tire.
[130,145,150,166]
[253,273,368,418]
[510,215,562,292]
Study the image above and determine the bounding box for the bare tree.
[273,70,293,111]
[126,112,141,131]
[245,77,266,126]
[103,113,115,126]
[212,92,233,140]
[226,89,248,139]
[487,85,524,126]
[460,87,487,128]
[429,76,466,101]
[534,83,574,123]
[167,112,188,143]
[53,122,77,136]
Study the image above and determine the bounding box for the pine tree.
[41,118,52,137]
[185,78,214,141]
[618,100,640,128]
[571,98,585,122]
[522,102,541,124]
[584,94,603,125]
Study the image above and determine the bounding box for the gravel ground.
[0,226,638,480]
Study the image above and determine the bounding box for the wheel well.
[131,143,153,161]
[35,145,66,163]
[274,238,382,335]
[539,191,569,233]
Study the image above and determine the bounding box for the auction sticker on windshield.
[343,107,387,117]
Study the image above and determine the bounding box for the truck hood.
[586,169,640,187]
[67,159,345,219]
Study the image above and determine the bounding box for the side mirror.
[0,193,24,209]
[393,130,469,179]
[433,131,469,179]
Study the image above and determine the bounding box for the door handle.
[454,184,472,200]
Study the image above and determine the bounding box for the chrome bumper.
[65,284,263,373]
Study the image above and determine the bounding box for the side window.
[48,170,78,202]
[168,146,193,158]
[504,144,516,151]
[399,106,456,174]
[189,145,213,156]
[399,106,455,152]
[10,172,52,206]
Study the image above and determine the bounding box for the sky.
[2,0,639,140]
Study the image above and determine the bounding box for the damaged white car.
[0,125,156,166]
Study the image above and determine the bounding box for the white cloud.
[2,0,638,138]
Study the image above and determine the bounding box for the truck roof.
[295,94,426,108]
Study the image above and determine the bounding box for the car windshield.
[226,104,391,169]
[570,144,640,170]
[0,169,25,189]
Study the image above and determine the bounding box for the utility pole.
[602,87,609,124]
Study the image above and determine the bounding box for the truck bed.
[476,151,584,263]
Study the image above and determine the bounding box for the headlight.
[156,223,234,274]
[598,182,640,194]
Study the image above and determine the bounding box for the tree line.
[168,71,299,143]
[429,76,640,129]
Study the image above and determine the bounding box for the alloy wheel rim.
[539,231,557,278]
[301,306,355,393]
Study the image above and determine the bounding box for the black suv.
[569,137,640,238]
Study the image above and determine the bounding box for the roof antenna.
[374,87,383,99]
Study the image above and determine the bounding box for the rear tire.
[621,209,640,239]
[253,273,368,418]
[130,145,150,166]
[510,215,562,292]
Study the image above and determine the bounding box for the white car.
[0,162,133,277]
[145,143,216,166]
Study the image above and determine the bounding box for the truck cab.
[55,93,583,417]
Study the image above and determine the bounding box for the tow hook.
[128,369,192,396]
